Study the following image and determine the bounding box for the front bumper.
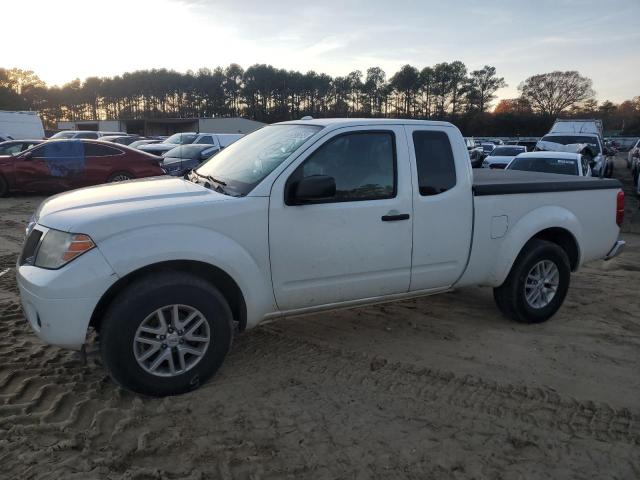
[16,247,117,350]
[604,240,625,261]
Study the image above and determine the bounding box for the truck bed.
[472,169,621,196]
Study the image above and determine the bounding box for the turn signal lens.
[62,234,95,262]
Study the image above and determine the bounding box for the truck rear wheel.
[493,239,570,324]
[100,271,233,396]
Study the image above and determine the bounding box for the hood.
[139,143,175,153]
[36,176,227,233]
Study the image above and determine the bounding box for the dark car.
[129,139,162,149]
[0,139,165,196]
[505,139,538,152]
[161,144,220,176]
[0,139,44,156]
[99,135,141,146]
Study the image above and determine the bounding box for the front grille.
[20,229,43,265]
[490,164,507,169]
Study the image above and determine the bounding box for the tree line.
[1,64,638,135]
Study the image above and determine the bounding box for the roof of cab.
[275,118,454,129]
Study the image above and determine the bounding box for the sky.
[4,0,639,103]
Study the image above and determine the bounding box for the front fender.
[490,206,582,286]
[97,224,276,328]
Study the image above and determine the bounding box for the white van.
[0,111,45,140]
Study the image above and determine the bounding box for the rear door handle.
[381,213,410,221]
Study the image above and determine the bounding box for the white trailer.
[0,111,45,140]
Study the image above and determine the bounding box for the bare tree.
[518,71,595,117]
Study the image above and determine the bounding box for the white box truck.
[0,111,45,141]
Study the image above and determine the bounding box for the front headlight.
[34,229,95,269]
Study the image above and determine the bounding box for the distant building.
[57,117,266,136]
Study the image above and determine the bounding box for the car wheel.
[493,239,570,324]
[107,172,134,182]
[100,271,233,396]
[0,175,7,197]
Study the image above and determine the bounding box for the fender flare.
[490,206,582,286]
[96,224,276,328]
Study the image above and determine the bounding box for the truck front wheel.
[100,271,233,396]
[493,239,570,324]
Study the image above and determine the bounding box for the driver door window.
[288,131,396,202]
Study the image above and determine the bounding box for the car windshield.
[508,157,578,175]
[482,144,494,152]
[50,131,75,139]
[165,144,214,160]
[164,133,198,145]
[195,124,322,196]
[541,135,601,153]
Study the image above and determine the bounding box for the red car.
[0,139,165,195]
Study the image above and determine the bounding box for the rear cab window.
[412,131,456,196]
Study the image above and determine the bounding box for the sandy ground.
[0,156,639,479]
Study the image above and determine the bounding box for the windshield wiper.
[188,171,232,195]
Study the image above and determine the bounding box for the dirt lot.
[1,156,639,479]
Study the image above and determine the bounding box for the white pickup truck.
[17,118,625,396]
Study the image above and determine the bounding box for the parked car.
[464,137,484,167]
[627,138,640,169]
[631,148,640,187]
[480,142,495,156]
[161,144,221,176]
[0,139,44,156]
[138,132,243,156]
[16,118,625,396]
[506,152,591,176]
[505,139,538,152]
[0,139,164,196]
[50,130,127,140]
[0,110,45,139]
[99,135,141,146]
[481,145,527,169]
[537,119,610,177]
[129,139,162,150]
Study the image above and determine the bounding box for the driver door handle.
[381,213,410,222]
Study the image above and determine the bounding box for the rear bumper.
[604,240,625,261]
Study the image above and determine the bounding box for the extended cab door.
[269,126,413,311]
[405,126,473,291]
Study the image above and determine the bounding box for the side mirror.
[288,175,336,205]
[21,151,33,160]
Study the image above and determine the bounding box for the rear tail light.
[616,191,624,227]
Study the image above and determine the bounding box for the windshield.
[165,145,215,160]
[482,144,494,152]
[195,124,322,196]
[491,147,524,156]
[508,157,578,175]
[50,131,75,139]
[540,135,601,153]
[164,133,198,145]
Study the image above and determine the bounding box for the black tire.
[100,271,233,396]
[107,171,135,182]
[493,239,570,324]
[0,175,7,197]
